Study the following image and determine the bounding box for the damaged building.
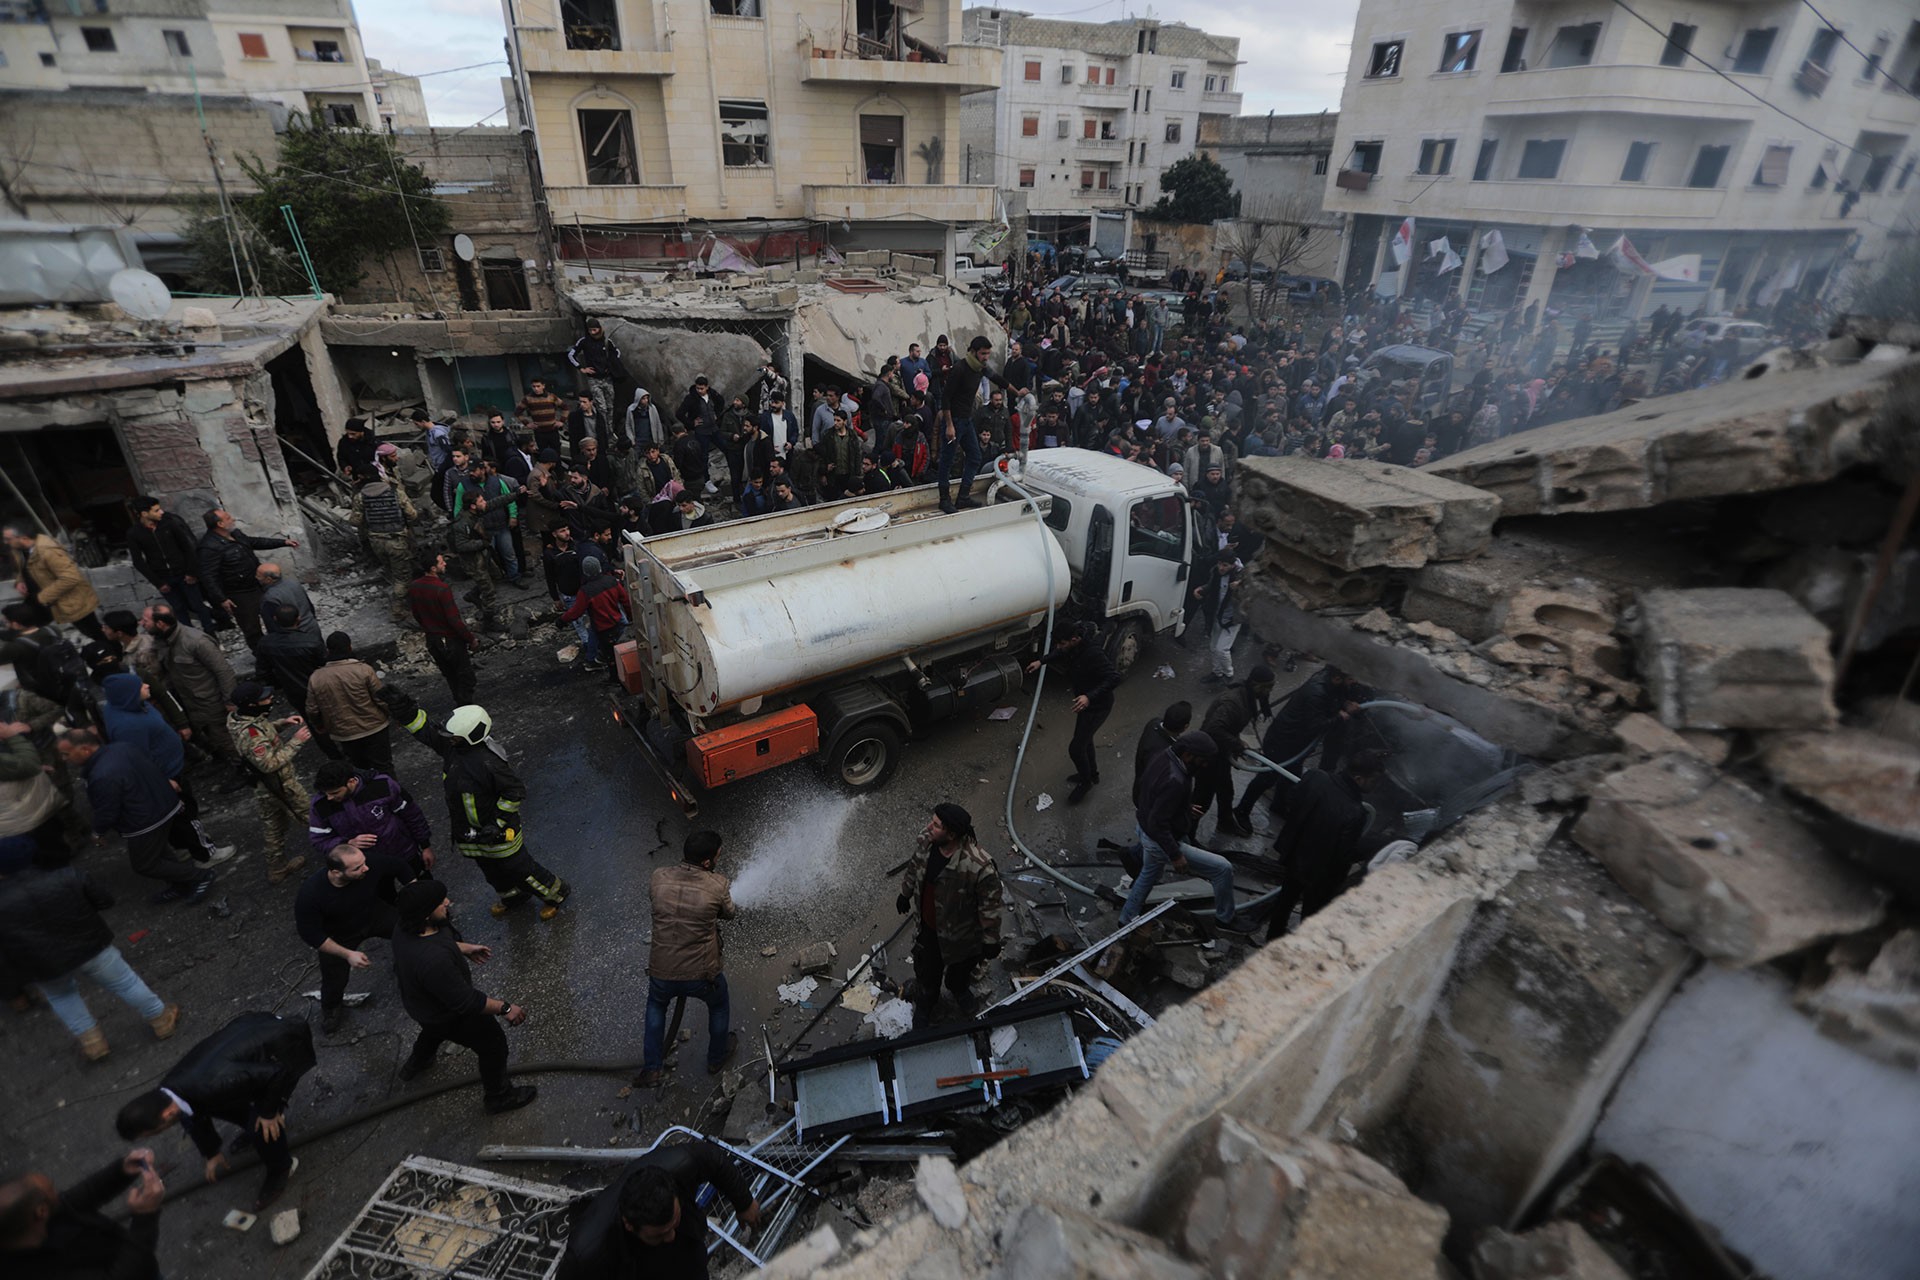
[737,331,1920,1279]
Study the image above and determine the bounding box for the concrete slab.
[1760,728,1920,844]
[1471,1222,1631,1280]
[1637,588,1837,731]
[1796,929,1920,1072]
[1398,839,1692,1233]
[991,1202,1205,1280]
[1236,456,1500,571]
[1425,357,1908,517]
[1572,754,1884,965]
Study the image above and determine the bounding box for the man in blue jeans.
[637,831,737,1086]
[1120,730,1246,930]
[935,334,1011,513]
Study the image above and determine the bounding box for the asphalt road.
[1,606,1296,1277]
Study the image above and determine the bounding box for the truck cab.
[1001,450,1193,671]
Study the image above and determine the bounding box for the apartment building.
[1321,0,1920,321]
[507,0,1003,269]
[957,8,1242,242]
[0,0,389,128]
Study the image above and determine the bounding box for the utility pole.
[189,61,262,297]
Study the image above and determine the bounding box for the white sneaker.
[702,480,719,496]
[203,845,238,865]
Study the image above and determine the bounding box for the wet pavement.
[1,601,1300,1277]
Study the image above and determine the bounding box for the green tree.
[1146,153,1240,224]
[187,115,450,296]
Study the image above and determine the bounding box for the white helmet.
[445,705,492,745]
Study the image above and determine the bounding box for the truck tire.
[824,720,903,792]
[1106,618,1151,676]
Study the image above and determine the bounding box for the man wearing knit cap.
[1121,729,1246,931]
[559,555,632,683]
[389,878,538,1114]
[896,803,1005,1028]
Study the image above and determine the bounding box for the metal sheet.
[794,1056,889,1140]
[990,1010,1088,1099]
[890,1035,985,1119]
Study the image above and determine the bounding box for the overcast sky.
[359,0,1359,127]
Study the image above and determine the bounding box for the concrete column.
[1457,225,1482,302]
[1520,225,1565,311]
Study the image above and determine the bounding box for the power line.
[1607,0,1869,160]
[1797,0,1919,100]
[201,58,508,98]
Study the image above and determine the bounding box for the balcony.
[1071,185,1124,203]
[803,43,1000,92]
[1485,63,1759,121]
[1454,180,1725,224]
[804,183,997,222]
[1200,89,1243,113]
[1076,136,1124,157]
[516,25,674,76]
[547,184,689,224]
[1079,80,1130,100]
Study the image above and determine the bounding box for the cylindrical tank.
[665,520,1070,716]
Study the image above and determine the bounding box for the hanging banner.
[1574,231,1600,259]
[1478,229,1509,274]
[1427,235,1451,259]
[1390,217,1415,267]
[1648,253,1701,282]
[1607,237,1701,281]
[1437,242,1463,274]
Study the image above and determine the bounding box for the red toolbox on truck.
[685,705,819,787]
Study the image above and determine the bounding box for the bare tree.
[1215,190,1326,320]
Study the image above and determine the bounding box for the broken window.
[1620,140,1655,182]
[562,0,621,49]
[1348,140,1383,174]
[1805,27,1841,70]
[419,247,446,272]
[578,108,638,184]
[1732,28,1776,74]
[1517,138,1565,179]
[1809,144,1838,189]
[860,113,901,183]
[324,102,359,127]
[1164,121,1182,143]
[1687,143,1730,188]
[719,99,770,166]
[1417,137,1455,175]
[1500,28,1527,72]
[710,0,761,14]
[1472,138,1498,181]
[163,29,191,58]
[1660,23,1694,67]
[312,39,343,62]
[81,26,116,52]
[1439,31,1480,73]
[483,259,531,310]
[1545,23,1600,68]
[1366,40,1403,78]
[1754,145,1792,187]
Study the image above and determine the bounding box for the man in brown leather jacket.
[636,831,736,1087]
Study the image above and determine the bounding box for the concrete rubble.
[1759,727,1920,844]
[1794,929,1920,1072]
[1470,1222,1631,1280]
[1573,754,1885,965]
[1236,456,1499,572]
[992,1203,1205,1280]
[1637,588,1837,731]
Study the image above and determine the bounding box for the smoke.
[728,791,871,910]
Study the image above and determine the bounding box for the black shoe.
[938,499,956,514]
[484,1084,538,1114]
[1066,771,1085,784]
[1218,817,1254,839]
[707,1031,739,1075]
[252,1158,298,1213]
[150,885,189,905]
[955,496,982,510]
[1200,672,1226,685]
[1230,806,1254,831]
[1067,781,1092,805]
[183,872,216,905]
[321,1006,345,1034]
[398,1053,435,1083]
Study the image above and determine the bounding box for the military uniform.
[350,480,418,622]
[228,711,312,882]
[450,506,498,630]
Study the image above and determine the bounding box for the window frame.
[1660,22,1694,67]
[1058,118,1072,139]
[80,25,116,53]
[1731,28,1777,75]
[1060,63,1075,84]
[1164,120,1182,143]
[1169,68,1186,89]
[1348,140,1384,175]
[1753,144,1792,187]
[1805,27,1841,71]
[717,98,771,168]
[162,28,191,58]
[1544,22,1601,68]
[237,31,269,59]
[1516,138,1566,180]
[1472,137,1499,181]
[1620,139,1655,183]
[1021,114,1040,138]
[578,107,640,185]
[1017,167,1036,189]
[1500,27,1528,73]
[1438,30,1481,74]
[1024,59,1041,82]
[1686,143,1731,189]
[1416,137,1456,175]
[1365,39,1404,79]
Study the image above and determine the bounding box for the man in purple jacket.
[306,760,435,878]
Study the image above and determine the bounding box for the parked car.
[1360,344,1455,411]
[1680,316,1777,360]
[1276,275,1343,307]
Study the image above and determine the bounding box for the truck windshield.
[1127,495,1185,562]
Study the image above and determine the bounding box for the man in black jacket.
[1233,665,1371,830]
[1266,750,1384,941]
[126,495,221,632]
[675,377,725,496]
[196,509,297,650]
[389,878,537,1113]
[56,729,224,903]
[256,605,340,759]
[0,1150,165,1280]
[557,1141,761,1280]
[0,847,180,1062]
[1120,730,1242,929]
[115,1011,316,1211]
[1025,622,1122,805]
[1198,665,1274,838]
[1132,700,1191,806]
[935,335,1011,513]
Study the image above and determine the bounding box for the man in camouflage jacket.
[226,681,313,883]
[896,802,1005,1029]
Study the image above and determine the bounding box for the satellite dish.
[109,269,174,321]
[453,234,476,262]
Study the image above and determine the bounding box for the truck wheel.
[1107,618,1150,676]
[826,720,903,791]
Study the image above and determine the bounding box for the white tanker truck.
[613,450,1197,813]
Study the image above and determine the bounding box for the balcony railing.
[1454,179,1724,223]
[804,43,1000,92]
[804,183,997,222]
[547,184,689,223]
[516,25,674,75]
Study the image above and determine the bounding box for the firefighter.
[380,686,570,919]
